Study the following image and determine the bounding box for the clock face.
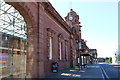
[69,16,73,20]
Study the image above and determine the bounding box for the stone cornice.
[41,2,71,34]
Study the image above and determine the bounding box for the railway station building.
[0,0,93,78]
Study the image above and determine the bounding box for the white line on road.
[101,66,109,79]
[100,66,105,80]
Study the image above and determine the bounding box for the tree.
[109,57,112,63]
[105,57,112,63]
[116,54,120,61]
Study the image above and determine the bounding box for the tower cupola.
[65,9,81,33]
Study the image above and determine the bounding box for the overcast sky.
[49,0,118,59]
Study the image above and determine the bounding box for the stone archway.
[0,1,43,78]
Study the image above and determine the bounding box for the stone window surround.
[65,40,69,61]
[58,33,64,61]
[46,28,55,60]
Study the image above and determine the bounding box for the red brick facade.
[3,2,73,78]
[1,1,93,78]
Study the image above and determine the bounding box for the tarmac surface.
[45,64,104,80]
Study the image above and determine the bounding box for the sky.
[49,0,118,58]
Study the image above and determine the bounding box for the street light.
[115,53,117,63]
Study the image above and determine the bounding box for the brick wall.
[39,4,71,73]
[2,2,73,78]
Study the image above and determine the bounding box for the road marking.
[100,66,105,80]
[101,66,109,79]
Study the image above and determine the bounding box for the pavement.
[45,64,104,80]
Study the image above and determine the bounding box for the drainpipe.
[70,35,73,67]
[37,2,40,78]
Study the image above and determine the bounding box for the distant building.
[89,49,97,63]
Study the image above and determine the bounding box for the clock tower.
[65,9,82,37]
[65,9,82,67]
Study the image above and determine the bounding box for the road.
[99,63,120,80]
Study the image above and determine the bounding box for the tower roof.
[69,9,77,15]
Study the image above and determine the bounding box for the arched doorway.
[0,0,35,78]
[0,0,46,78]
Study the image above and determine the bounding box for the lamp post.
[115,53,116,63]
